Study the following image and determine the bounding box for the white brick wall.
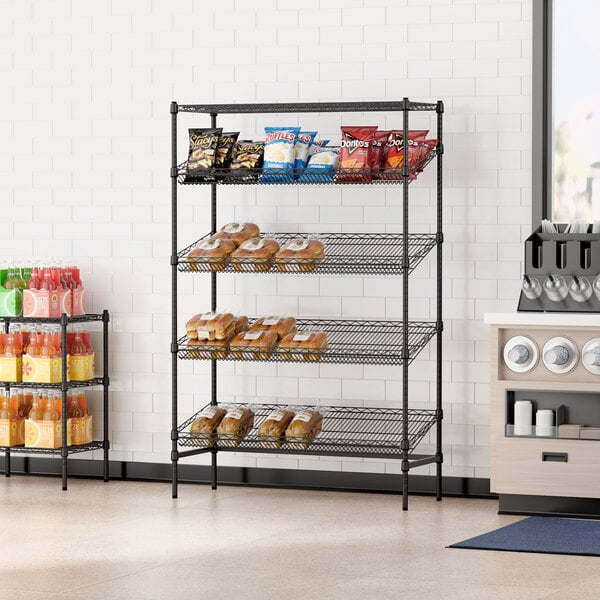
[2,0,532,479]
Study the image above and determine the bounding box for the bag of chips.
[336,126,378,183]
[214,132,240,173]
[298,147,340,183]
[370,130,391,178]
[224,140,265,182]
[309,139,330,157]
[380,130,428,181]
[260,126,301,183]
[293,131,317,177]
[184,128,222,182]
[413,139,438,174]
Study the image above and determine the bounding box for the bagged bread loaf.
[189,406,227,444]
[285,409,323,449]
[229,329,278,360]
[186,312,235,341]
[217,406,255,447]
[278,330,328,361]
[187,237,235,272]
[231,237,280,272]
[275,238,325,273]
[212,222,260,247]
[187,315,248,359]
[257,408,295,448]
[247,316,296,340]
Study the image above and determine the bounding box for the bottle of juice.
[28,391,44,421]
[70,326,87,355]
[39,327,56,357]
[0,395,15,419]
[50,326,62,357]
[40,268,56,291]
[4,332,21,357]
[3,267,17,289]
[26,327,39,356]
[43,391,59,421]
[27,266,41,290]
[19,389,32,418]
[67,394,84,419]
[14,266,27,289]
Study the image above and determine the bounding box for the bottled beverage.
[27,267,41,290]
[521,274,542,300]
[543,274,568,302]
[3,267,18,290]
[19,389,32,418]
[569,275,593,302]
[70,326,87,356]
[28,391,44,421]
[40,269,56,291]
[62,267,77,290]
[14,266,27,289]
[67,394,84,419]
[43,392,59,421]
[39,328,56,357]
[4,332,21,357]
[0,395,15,419]
[26,327,40,356]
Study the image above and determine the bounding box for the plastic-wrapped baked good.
[275,239,325,273]
[229,329,278,360]
[186,312,235,341]
[188,337,230,360]
[257,408,295,448]
[233,315,249,335]
[278,330,328,361]
[212,222,260,247]
[247,316,296,340]
[187,237,236,272]
[285,409,323,449]
[217,406,255,447]
[231,237,280,272]
[189,406,227,444]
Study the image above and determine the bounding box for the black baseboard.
[499,494,600,519]
[0,456,495,499]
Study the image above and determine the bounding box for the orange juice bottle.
[67,394,84,419]
[19,389,32,418]
[4,332,21,357]
[50,326,62,357]
[43,391,59,421]
[39,328,56,357]
[26,327,39,356]
[28,391,44,421]
[70,327,87,356]
[0,395,15,419]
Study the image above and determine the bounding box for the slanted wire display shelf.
[177,319,438,366]
[0,312,110,490]
[178,233,438,276]
[178,404,437,460]
[170,99,444,511]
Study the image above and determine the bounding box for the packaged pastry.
[189,406,227,443]
[187,237,236,272]
[184,128,222,182]
[217,406,255,447]
[231,237,280,272]
[225,140,264,182]
[380,130,429,181]
[247,316,296,340]
[298,148,339,183]
[186,312,235,341]
[214,132,240,171]
[260,126,300,183]
[293,131,317,177]
[285,409,323,449]
[257,407,295,448]
[275,238,325,272]
[337,126,378,183]
[229,329,278,360]
[278,330,328,361]
[212,222,260,247]
[188,337,230,359]
[233,315,249,334]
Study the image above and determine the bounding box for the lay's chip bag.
[293,131,317,177]
[260,126,301,183]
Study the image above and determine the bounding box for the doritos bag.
[380,130,428,180]
[336,126,378,183]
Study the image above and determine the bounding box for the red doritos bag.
[370,130,391,178]
[380,130,428,180]
[337,126,378,183]
[413,139,438,174]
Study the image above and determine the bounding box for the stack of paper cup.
[536,409,554,436]
[514,400,533,436]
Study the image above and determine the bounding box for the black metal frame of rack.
[170,99,444,510]
[0,311,110,490]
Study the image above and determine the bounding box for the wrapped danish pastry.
[231,237,280,272]
[186,237,235,272]
[275,238,325,273]
[212,222,260,247]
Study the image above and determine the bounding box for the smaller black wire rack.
[0,441,104,455]
[178,319,437,366]
[177,403,437,459]
[177,232,437,276]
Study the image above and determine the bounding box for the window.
[534,0,600,223]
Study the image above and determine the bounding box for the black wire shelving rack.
[0,312,110,490]
[170,99,444,510]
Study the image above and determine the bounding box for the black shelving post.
[170,101,180,499]
[435,101,444,501]
[102,309,110,482]
[210,112,218,491]
[60,312,68,490]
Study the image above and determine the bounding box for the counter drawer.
[493,437,600,498]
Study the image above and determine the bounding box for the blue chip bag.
[308,139,330,157]
[298,147,340,183]
[260,126,301,183]
[293,131,317,177]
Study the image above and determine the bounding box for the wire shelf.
[177,403,437,459]
[0,314,106,324]
[178,232,437,276]
[177,147,439,186]
[178,319,437,366]
[0,377,105,390]
[0,441,104,455]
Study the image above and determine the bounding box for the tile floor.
[1,476,599,599]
